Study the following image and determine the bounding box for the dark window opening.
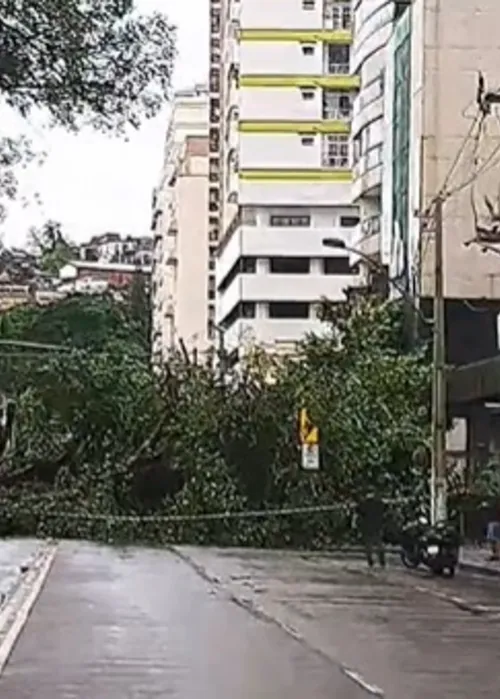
[218,257,256,292]
[340,215,360,227]
[269,257,310,274]
[221,302,256,329]
[268,302,309,319]
[270,214,311,227]
[323,257,351,274]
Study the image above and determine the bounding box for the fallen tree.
[0,294,432,547]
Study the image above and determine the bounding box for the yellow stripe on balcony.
[238,120,350,134]
[239,75,360,90]
[239,169,353,182]
[238,29,352,44]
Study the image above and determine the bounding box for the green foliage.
[28,220,74,275]
[0,0,176,132]
[0,295,432,547]
[0,135,41,223]
[0,1,176,226]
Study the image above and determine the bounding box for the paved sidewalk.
[0,539,46,604]
[460,545,500,576]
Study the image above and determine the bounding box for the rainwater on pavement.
[0,542,366,699]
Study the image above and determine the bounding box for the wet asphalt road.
[0,543,366,698]
[1,543,500,697]
[176,547,500,698]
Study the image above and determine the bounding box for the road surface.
[0,542,499,697]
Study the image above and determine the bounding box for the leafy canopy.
[0,0,177,131]
[0,295,432,547]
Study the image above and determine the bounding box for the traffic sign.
[298,408,319,445]
[301,443,320,470]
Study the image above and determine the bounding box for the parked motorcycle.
[400,517,460,577]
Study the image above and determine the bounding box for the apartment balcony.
[223,318,330,351]
[351,95,384,139]
[217,273,353,321]
[355,214,382,260]
[352,146,383,201]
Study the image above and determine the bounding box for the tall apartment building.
[208,0,224,342]
[353,0,500,367]
[350,0,411,280]
[151,85,210,362]
[215,0,361,356]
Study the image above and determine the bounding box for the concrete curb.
[0,542,58,676]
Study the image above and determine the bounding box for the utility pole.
[430,195,447,523]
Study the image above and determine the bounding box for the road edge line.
[0,543,58,676]
[173,547,385,696]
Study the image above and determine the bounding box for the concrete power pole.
[430,196,447,524]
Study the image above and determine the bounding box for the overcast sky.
[2,0,208,248]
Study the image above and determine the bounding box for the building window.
[301,44,315,56]
[326,45,350,74]
[209,157,220,182]
[300,88,315,100]
[301,136,314,146]
[323,257,351,274]
[209,258,215,271]
[268,302,310,319]
[323,90,351,120]
[241,302,256,318]
[270,257,310,274]
[269,214,311,227]
[324,0,352,30]
[218,257,256,292]
[340,215,360,227]
[322,134,349,168]
[302,0,315,8]
[208,275,216,300]
[221,302,256,329]
[241,206,257,225]
[209,187,220,213]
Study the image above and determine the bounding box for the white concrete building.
[353,0,500,308]
[151,86,210,362]
[350,0,411,272]
[216,0,361,356]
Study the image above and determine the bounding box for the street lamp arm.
[321,238,428,324]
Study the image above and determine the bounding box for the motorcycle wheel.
[443,565,456,578]
[400,550,420,569]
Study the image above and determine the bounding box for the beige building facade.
[353,0,500,303]
[151,86,210,362]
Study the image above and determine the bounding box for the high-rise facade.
[363,0,500,367]
[151,85,210,362]
[216,0,361,356]
[208,0,224,343]
[350,0,411,282]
